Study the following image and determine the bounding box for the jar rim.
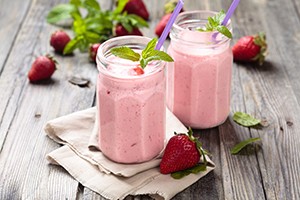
[170,10,232,47]
[96,36,165,80]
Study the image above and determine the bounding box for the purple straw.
[222,0,240,26]
[155,0,184,50]
[212,0,240,40]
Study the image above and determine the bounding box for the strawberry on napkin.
[44,107,215,200]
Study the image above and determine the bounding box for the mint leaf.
[110,47,141,62]
[171,164,207,179]
[47,4,77,24]
[141,50,174,68]
[142,38,158,58]
[216,25,232,39]
[233,112,261,127]
[230,137,261,155]
[63,36,83,54]
[85,31,102,43]
[110,38,173,69]
[83,0,101,17]
[70,0,81,7]
[212,9,225,24]
[140,38,173,68]
[197,10,232,39]
[127,14,149,28]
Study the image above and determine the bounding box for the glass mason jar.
[96,36,166,163]
[167,10,233,129]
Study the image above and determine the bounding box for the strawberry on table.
[232,32,267,65]
[115,24,143,36]
[28,55,56,82]
[122,0,149,20]
[155,13,171,37]
[160,128,207,176]
[89,43,101,63]
[155,0,184,37]
[50,30,71,54]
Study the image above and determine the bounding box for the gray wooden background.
[1,0,300,199]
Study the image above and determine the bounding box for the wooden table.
[1,0,300,199]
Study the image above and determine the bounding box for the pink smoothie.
[97,55,166,163]
[167,29,233,128]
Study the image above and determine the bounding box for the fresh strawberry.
[160,128,206,174]
[115,24,143,36]
[122,0,149,20]
[50,30,71,54]
[89,43,101,62]
[155,13,171,37]
[28,55,56,82]
[232,32,267,65]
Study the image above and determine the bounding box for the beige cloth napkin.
[45,107,215,200]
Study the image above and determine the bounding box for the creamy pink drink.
[167,11,233,129]
[96,36,166,163]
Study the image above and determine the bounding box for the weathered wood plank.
[1,0,300,199]
[231,0,300,199]
[0,0,32,72]
[0,0,99,198]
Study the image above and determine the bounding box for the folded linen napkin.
[45,107,215,200]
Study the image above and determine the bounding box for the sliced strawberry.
[133,66,144,75]
[232,32,267,65]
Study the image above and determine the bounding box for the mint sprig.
[110,38,174,69]
[197,10,232,39]
[47,0,148,54]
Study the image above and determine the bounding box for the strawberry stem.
[187,127,208,165]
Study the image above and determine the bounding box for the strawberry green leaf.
[171,164,207,179]
[216,25,232,39]
[47,4,77,24]
[233,112,261,127]
[230,137,261,155]
[164,0,178,14]
[110,46,141,62]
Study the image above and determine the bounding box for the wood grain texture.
[1,0,300,199]
[0,0,99,198]
[0,0,32,73]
